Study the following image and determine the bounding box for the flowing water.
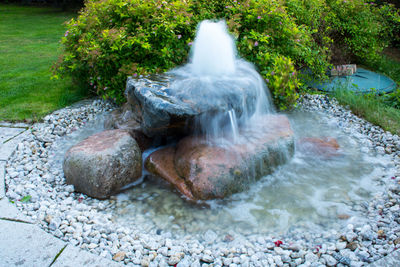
[51,110,394,238]
[168,20,273,143]
[111,111,392,237]
[190,20,236,76]
[228,109,239,143]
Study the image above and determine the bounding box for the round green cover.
[306,68,397,94]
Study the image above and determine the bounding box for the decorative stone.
[146,115,294,200]
[112,251,126,262]
[124,74,260,137]
[63,129,142,199]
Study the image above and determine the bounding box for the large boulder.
[145,115,294,200]
[63,129,142,199]
[124,71,261,137]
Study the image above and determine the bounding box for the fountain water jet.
[190,20,236,76]
[168,20,274,144]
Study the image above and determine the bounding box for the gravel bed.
[4,95,400,266]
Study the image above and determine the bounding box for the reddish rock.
[145,146,194,200]
[63,129,142,199]
[297,137,340,157]
[145,115,294,200]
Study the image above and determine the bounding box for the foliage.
[266,56,299,110]
[55,0,400,110]
[360,54,400,108]
[326,0,399,62]
[333,87,400,136]
[285,0,400,64]
[20,195,31,203]
[55,0,328,108]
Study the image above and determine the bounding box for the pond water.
[51,110,394,239]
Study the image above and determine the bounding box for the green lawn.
[0,4,87,122]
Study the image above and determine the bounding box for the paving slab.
[0,161,4,199]
[0,127,25,143]
[369,250,400,267]
[0,219,66,267]
[52,245,122,267]
[0,122,30,128]
[0,198,34,223]
[0,129,29,161]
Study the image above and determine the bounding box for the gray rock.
[201,253,214,263]
[305,252,318,263]
[63,129,142,199]
[124,73,260,137]
[322,254,337,266]
[360,225,377,241]
[49,217,61,231]
[203,230,218,244]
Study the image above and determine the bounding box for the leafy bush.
[55,0,400,110]
[266,56,300,110]
[289,0,400,63]
[327,0,396,63]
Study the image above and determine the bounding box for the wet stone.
[124,74,261,137]
[146,115,294,200]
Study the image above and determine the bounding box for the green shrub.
[55,0,399,110]
[285,0,400,64]
[55,0,328,109]
[266,55,300,110]
[326,0,390,62]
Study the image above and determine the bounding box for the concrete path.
[0,122,399,266]
[0,123,121,267]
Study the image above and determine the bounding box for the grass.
[332,88,400,136]
[0,4,88,122]
[306,50,400,136]
[334,52,400,135]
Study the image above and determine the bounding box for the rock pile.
[66,76,294,200]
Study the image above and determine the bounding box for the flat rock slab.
[125,70,260,137]
[146,114,294,200]
[0,198,34,223]
[0,127,25,143]
[52,245,122,267]
[0,220,65,267]
[0,122,30,128]
[369,250,400,266]
[0,161,5,199]
[0,129,29,161]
